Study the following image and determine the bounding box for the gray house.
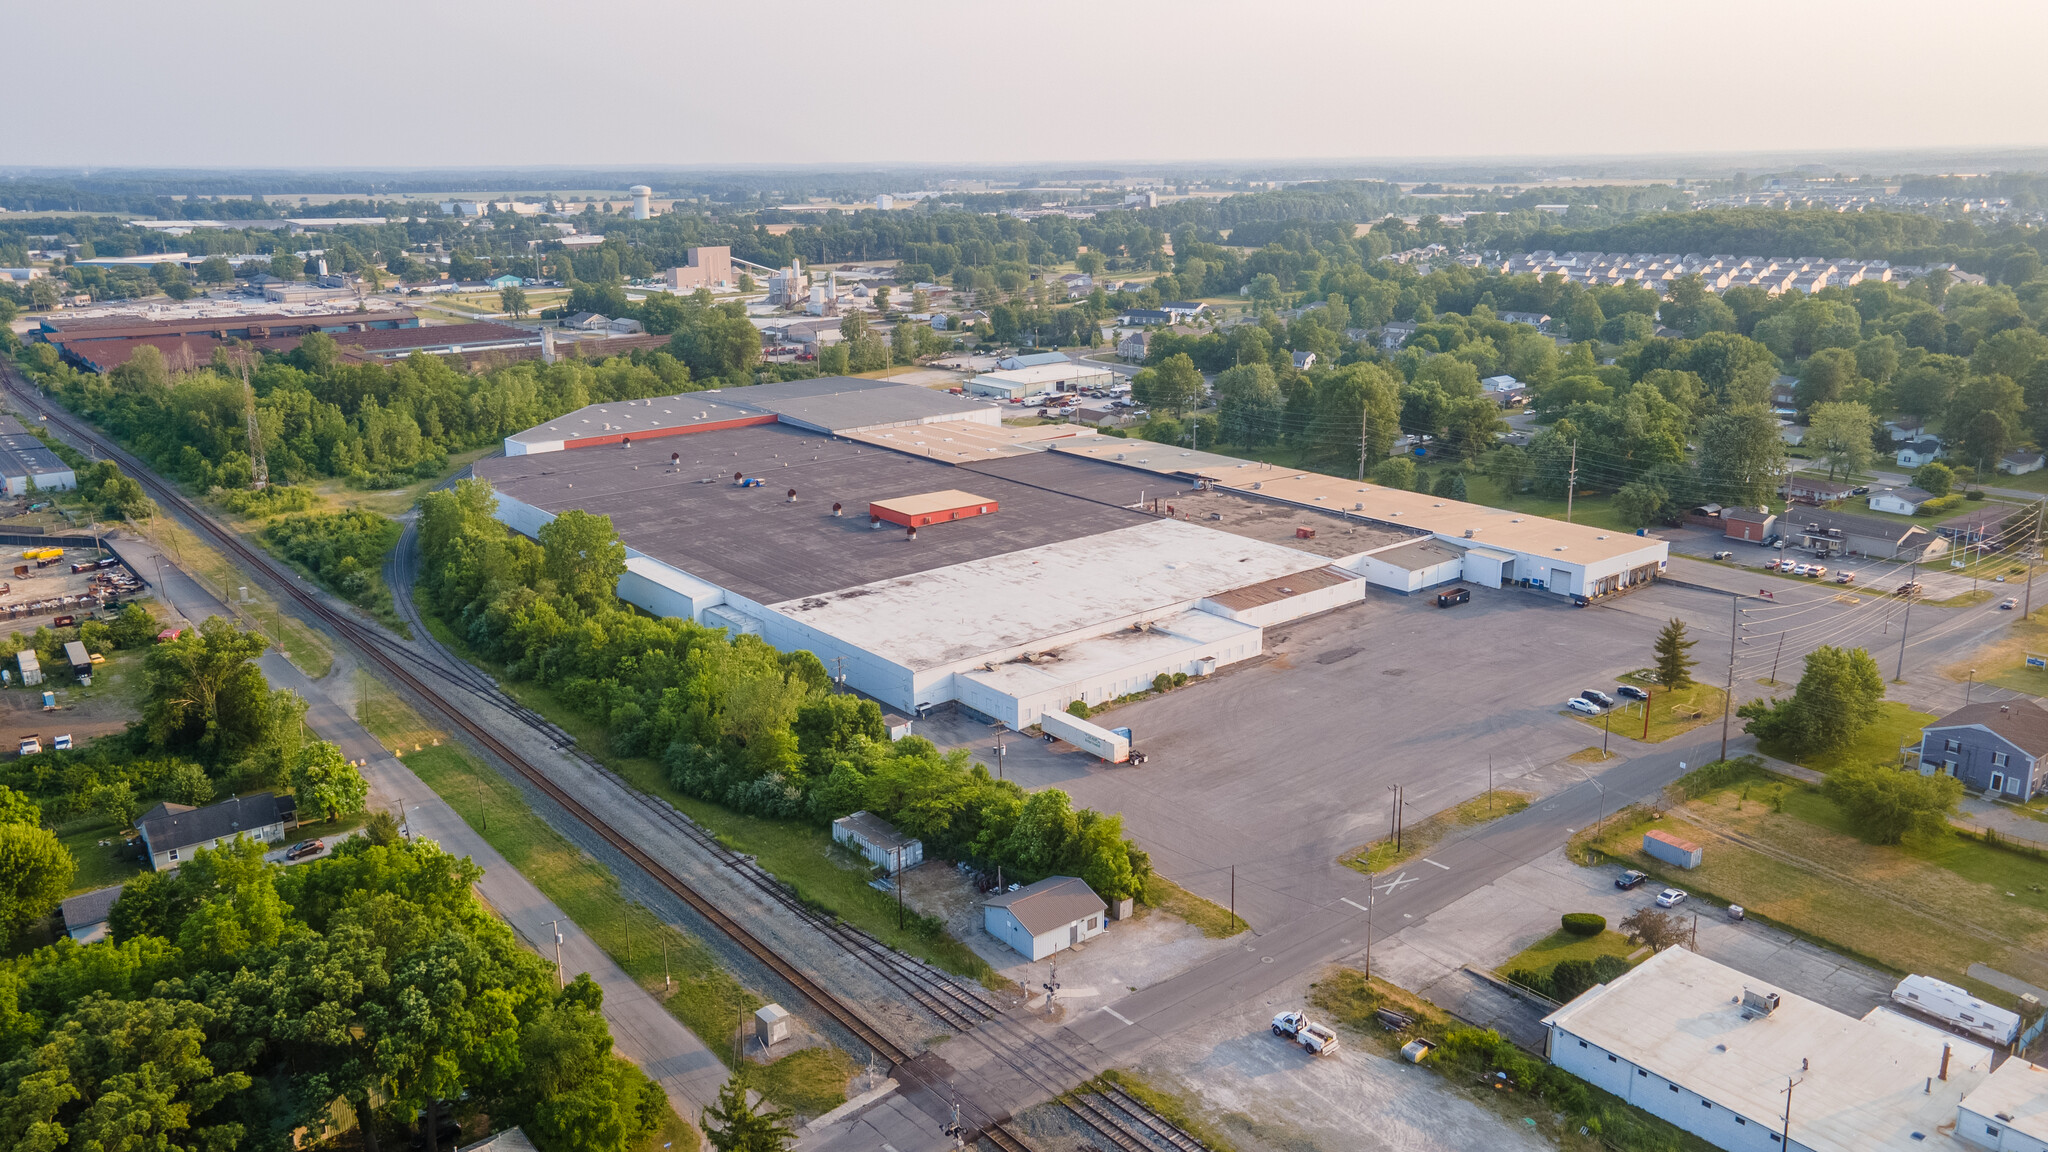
[1916,700,2048,799]
[137,792,294,871]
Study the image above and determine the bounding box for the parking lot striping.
[1374,872,1417,896]
[1101,1006,1133,1026]
[1340,897,1371,913]
[1422,857,1451,870]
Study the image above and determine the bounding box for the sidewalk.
[257,651,728,1121]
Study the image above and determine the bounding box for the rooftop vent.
[1464,529,1475,538]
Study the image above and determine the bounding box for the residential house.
[137,792,294,872]
[1782,475,1856,505]
[1885,417,1928,442]
[1480,374,1520,393]
[1897,437,1946,467]
[1721,507,1777,543]
[562,312,610,331]
[1116,308,1172,326]
[1116,330,1151,361]
[606,317,644,335]
[1495,311,1551,329]
[1867,486,1935,515]
[831,810,923,875]
[997,351,1070,370]
[487,273,524,290]
[2000,449,2046,475]
[982,876,1107,960]
[1769,374,1798,413]
[1057,273,1094,298]
[58,884,123,945]
[1917,699,2048,798]
[1778,421,1804,447]
[1160,301,1207,322]
[1291,350,1317,370]
[1789,509,1947,561]
[1376,321,1419,350]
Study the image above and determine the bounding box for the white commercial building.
[967,362,1116,399]
[1544,947,1996,1152]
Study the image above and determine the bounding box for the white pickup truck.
[1271,1011,1340,1056]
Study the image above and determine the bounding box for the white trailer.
[1038,710,1130,763]
[1892,974,2019,1045]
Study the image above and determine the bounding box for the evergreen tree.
[1652,618,1696,687]
[702,1077,795,1152]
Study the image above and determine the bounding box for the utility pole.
[2029,500,2046,617]
[893,846,904,930]
[1780,1076,1802,1149]
[1229,865,1237,934]
[1896,559,1918,681]
[239,356,268,491]
[1565,442,1578,523]
[1602,698,1614,754]
[1768,631,1786,686]
[1357,389,1373,481]
[1363,882,1375,982]
[549,919,564,989]
[663,939,671,993]
[1967,668,1978,706]
[1487,754,1492,812]
[1720,596,1737,762]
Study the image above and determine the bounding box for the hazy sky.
[14,0,2048,170]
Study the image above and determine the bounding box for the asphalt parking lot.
[921,578,1744,928]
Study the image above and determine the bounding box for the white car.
[1656,887,1688,908]
[1567,697,1602,716]
[1792,563,1810,576]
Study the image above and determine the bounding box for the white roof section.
[961,609,1257,697]
[1544,947,1991,1152]
[768,518,1312,671]
[1958,1057,2048,1143]
[507,394,765,446]
[972,362,1114,387]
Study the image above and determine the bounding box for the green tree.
[1825,762,1962,845]
[1696,406,1789,506]
[1431,470,1469,501]
[197,255,235,285]
[701,1077,794,1152]
[1652,618,1696,687]
[0,821,73,936]
[0,784,38,827]
[1371,456,1416,490]
[539,510,628,616]
[269,251,304,281]
[500,285,529,318]
[1739,645,1886,755]
[1613,480,1669,530]
[1912,461,1955,497]
[1136,353,1205,416]
[31,278,61,310]
[292,740,369,822]
[141,617,302,766]
[1806,400,1876,480]
[1214,363,1282,446]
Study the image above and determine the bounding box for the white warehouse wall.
[1199,575,1364,626]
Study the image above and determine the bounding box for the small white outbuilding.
[983,876,1106,961]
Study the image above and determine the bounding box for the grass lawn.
[1756,700,1934,773]
[1500,928,1639,984]
[1141,874,1243,938]
[1569,675,1723,744]
[56,815,143,893]
[1580,778,2048,997]
[1341,790,1533,874]
[364,686,852,1119]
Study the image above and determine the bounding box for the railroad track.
[4,368,1208,1152]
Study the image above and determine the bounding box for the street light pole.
[1720,596,1738,762]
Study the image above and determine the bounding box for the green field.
[1756,700,1934,773]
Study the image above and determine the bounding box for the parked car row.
[1567,684,1644,713]
[1764,558,1857,582]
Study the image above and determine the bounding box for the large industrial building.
[480,376,1668,726]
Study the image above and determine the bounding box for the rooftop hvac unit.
[1740,988,1780,1017]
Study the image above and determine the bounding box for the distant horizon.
[16,0,2048,169]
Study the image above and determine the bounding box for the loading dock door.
[1463,547,1513,589]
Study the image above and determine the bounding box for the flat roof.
[1545,947,1991,1152]
[972,362,1114,385]
[845,421,1100,460]
[1371,537,1467,572]
[508,395,769,446]
[958,450,1182,508]
[475,421,1148,605]
[871,490,994,517]
[771,518,1317,671]
[1204,565,1356,611]
[961,609,1257,697]
[1049,438,1275,480]
[1130,486,1417,559]
[1959,1058,2048,1141]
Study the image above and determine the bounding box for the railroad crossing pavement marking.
[1422,857,1451,870]
[1101,1006,1133,1026]
[1374,871,1417,896]
[1340,897,1370,913]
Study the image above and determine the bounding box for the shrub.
[1673,754,1771,798]
[1561,912,1606,936]
[263,508,401,605]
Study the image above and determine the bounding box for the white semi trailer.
[1038,710,1131,763]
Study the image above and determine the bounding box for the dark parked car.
[1851,485,1870,495]
[1616,684,1650,701]
[1580,689,1616,708]
[1616,869,1648,890]
[1436,587,1470,608]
